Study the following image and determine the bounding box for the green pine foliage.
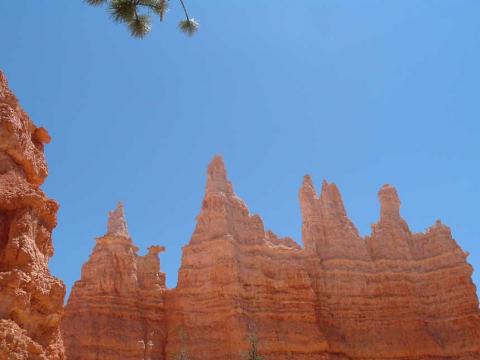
[85,0,198,38]
[247,333,264,360]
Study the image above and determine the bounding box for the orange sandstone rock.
[62,203,167,360]
[302,180,480,359]
[3,68,477,360]
[172,157,480,360]
[167,156,328,360]
[63,156,480,360]
[0,71,65,359]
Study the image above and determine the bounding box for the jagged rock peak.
[300,174,316,198]
[319,180,347,217]
[300,176,349,217]
[205,155,234,195]
[300,175,364,257]
[0,70,9,93]
[302,174,315,189]
[0,71,15,101]
[378,184,401,221]
[107,202,130,238]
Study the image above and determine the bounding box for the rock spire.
[62,203,167,360]
[205,155,233,194]
[107,202,130,238]
[63,157,480,360]
[299,175,368,259]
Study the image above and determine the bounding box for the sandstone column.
[62,203,167,360]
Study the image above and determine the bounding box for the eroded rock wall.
[62,203,167,360]
[4,68,477,360]
[63,156,480,360]
[169,157,480,360]
[167,156,329,360]
[300,181,480,359]
[0,71,65,359]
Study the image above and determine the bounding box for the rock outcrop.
[0,71,65,359]
[300,181,480,359]
[2,67,477,360]
[167,156,327,360]
[62,203,167,360]
[63,156,480,360]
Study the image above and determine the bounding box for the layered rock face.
[63,156,480,360]
[171,157,480,360]
[62,203,167,360]
[2,69,477,360]
[0,71,65,359]
[300,181,480,359]
[167,156,329,360]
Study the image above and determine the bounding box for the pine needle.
[109,0,136,23]
[128,15,152,38]
[151,0,169,21]
[85,0,198,38]
[178,18,199,36]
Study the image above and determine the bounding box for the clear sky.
[1,1,479,293]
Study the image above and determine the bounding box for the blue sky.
[1,1,479,292]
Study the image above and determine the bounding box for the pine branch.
[109,0,136,23]
[128,14,152,38]
[178,18,198,36]
[84,0,198,38]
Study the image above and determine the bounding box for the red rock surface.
[2,69,477,360]
[62,203,167,360]
[63,158,480,360]
[0,71,65,359]
[167,156,328,360]
[300,181,480,359]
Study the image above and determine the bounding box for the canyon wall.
[0,71,65,359]
[63,155,480,360]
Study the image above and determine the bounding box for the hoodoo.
[62,156,480,360]
[167,156,326,359]
[62,203,167,360]
[0,71,65,359]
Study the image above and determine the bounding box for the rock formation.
[167,156,327,360]
[168,157,480,360]
[63,156,480,360]
[300,181,480,359]
[0,71,65,359]
[62,203,167,360]
[2,66,477,360]
[64,157,480,360]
